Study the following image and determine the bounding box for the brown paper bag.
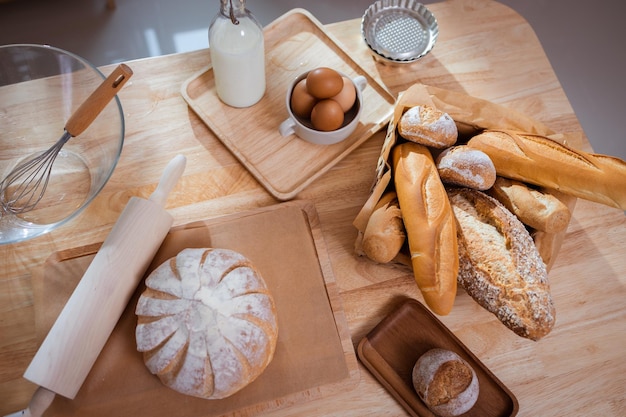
[353,83,577,271]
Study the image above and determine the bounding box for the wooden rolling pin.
[6,154,187,417]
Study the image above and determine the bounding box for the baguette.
[447,187,555,340]
[467,130,626,210]
[392,142,458,315]
[362,191,406,263]
[532,229,559,270]
[488,177,571,233]
[531,187,575,271]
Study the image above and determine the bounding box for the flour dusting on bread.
[447,188,555,340]
[136,248,278,399]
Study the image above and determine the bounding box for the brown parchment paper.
[32,200,358,417]
[353,83,577,271]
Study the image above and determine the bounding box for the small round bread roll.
[435,145,496,190]
[412,348,479,417]
[398,105,458,148]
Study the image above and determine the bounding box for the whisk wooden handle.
[64,64,133,137]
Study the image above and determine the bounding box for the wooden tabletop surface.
[1,0,625,415]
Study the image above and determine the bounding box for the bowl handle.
[352,75,367,92]
[279,117,296,137]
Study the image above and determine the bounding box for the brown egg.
[306,67,343,99]
[311,99,344,131]
[330,77,357,112]
[290,79,317,118]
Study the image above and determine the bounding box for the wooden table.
[1,0,624,415]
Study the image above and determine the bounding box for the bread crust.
[488,177,571,233]
[392,142,458,315]
[435,145,496,190]
[468,130,626,210]
[398,105,458,148]
[412,348,479,417]
[135,248,278,399]
[362,191,406,263]
[447,188,555,340]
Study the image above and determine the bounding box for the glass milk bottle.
[209,0,266,108]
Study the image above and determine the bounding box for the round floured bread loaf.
[435,145,496,190]
[398,105,458,148]
[135,248,278,399]
[412,348,479,417]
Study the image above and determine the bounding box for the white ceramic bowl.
[279,70,367,146]
[0,44,125,244]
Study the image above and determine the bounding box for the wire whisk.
[0,64,133,215]
[0,133,71,214]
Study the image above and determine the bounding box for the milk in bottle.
[209,0,265,108]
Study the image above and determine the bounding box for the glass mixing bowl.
[0,44,125,244]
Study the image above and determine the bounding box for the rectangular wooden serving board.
[358,298,519,417]
[33,200,359,417]
[181,8,395,200]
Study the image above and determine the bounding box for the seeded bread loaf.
[447,188,555,340]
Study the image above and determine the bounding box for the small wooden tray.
[181,8,395,200]
[34,201,359,416]
[357,298,519,417]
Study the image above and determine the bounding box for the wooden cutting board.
[32,200,359,416]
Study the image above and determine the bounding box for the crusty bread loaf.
[412,348,479,417]
[435,145,496,190]
[135,248,278,399]
[392,142,458,315]
[531,229,558,269]
[531,187,576,271]
[488,177,571,233]
[362,191,406,263]
[467,130,626,210]
[398,105,458,148]
[447,188,555,340]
